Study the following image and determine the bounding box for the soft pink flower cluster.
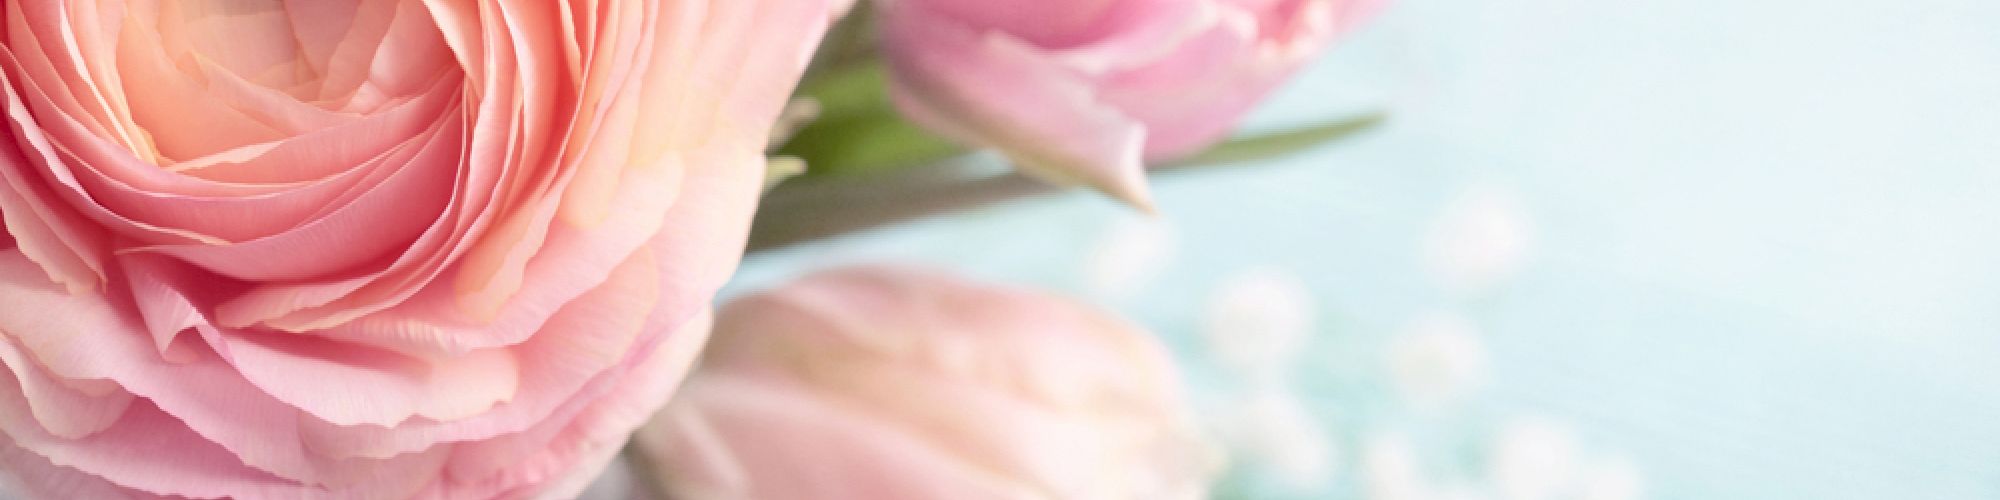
[0,0,1377,497]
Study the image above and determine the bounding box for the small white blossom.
[1360,433,1428,500]
[1575,457,1644,500]
[1386,312,1489,409]
[1083,217,1177,300]
[1222,389,1339,492]
[1489,418,1581,500]
[1425,185,1534,294]
[1202,269,1316,380]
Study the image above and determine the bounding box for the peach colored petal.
[5,2,151,159]
[0,59,108,290]
[132,114,459,281]
[294,0,456,114]
[303,126,757,358]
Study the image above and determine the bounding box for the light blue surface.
[730,1,2000,498]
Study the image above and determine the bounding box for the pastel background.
[707,0,2000,498]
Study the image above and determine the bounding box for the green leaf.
[796,59,892,117]
[807,1,879,72]
[777,60,967,177]
[1164,112,1387,169]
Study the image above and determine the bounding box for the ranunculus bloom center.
[164,1,320,91]
[82,0,458,167]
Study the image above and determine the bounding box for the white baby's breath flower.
[1575,457,1644,500]
[1202,269,1317,380]
[1361,433,1429,500]
[1225,389,1340,492]
[1425,185,1534,294]
[1489,418,1582,500]
[1386,312,1489,408]
[1083,217,1178,300]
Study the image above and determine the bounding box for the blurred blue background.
[726,0,2000,498]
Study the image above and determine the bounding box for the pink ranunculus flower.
[879,0,1383,208]
[636,266,1218,499]
[0,1,830,498]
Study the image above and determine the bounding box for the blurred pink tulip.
[878,0,1384,208]
[637,266,1217,499]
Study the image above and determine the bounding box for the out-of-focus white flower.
[1203,269,1317,381]
[1221,389,1339,492]
[1432,485,1497,500]
[1084,217,1178,300]
[1425,185,1535,294]
[1575,457,1645,500]
[1361,433,1429,500]
[1489,418,1582,500]
[1386,313,1490,408]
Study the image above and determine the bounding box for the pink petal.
[0,251,444,490]
[432,311,712,500]
[0,54,108,291]
[0,436,173,500]
[0,338,131,440]
[641,375,1038,500]
[130,113,460,281]
[883,4,1155,209]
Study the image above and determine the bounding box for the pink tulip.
[637,266,1217,499]
[879,0,1384,208]
[0,1,830,498]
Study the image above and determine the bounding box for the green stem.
[747,111,1385,252]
